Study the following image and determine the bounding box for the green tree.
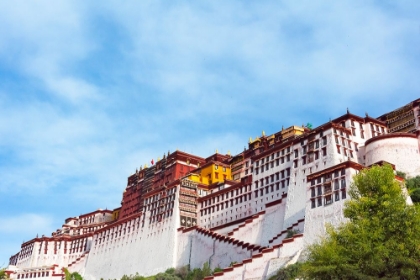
[269,262,303,280]
[406,176,420,203]
[302,164,420,279]
[64,268,83,280]
[0,268,7,280]
[155,272,181,280]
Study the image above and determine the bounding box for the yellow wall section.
[281,125,304,139]
[112,208,120,221]
[188,163,232,185]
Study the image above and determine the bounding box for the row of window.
[255,169,291,188]
[201,194,252,215]
[255,147,292,167]
[310,179,346,198]
[311,169,346,185]
[254,181,288,197]
[201,185,251,207]
[150,210,173,223]
[334,135,358,150]
[311,190,347,208]
[17,271,49,279]
[146,194,176,211]
[144,187,177,205]
[96,220,142,244]
[254,136,330,175]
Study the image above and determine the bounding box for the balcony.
[324,185,332,194]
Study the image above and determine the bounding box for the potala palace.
[6,99,420,280]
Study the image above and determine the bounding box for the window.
[334,180,339,190]
[311,199,316,208]
[322,147,327,156]
[215,165,218,170]
[335,192,340,201]
[317,197,322,207]
[294,149,298,158]
[311,188,315,197]
[342,190,347,199]
[325,195,332,205]
[317,186,322,196]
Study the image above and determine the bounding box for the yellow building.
[187,154,232,185]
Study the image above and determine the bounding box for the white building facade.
[6,110,420,280]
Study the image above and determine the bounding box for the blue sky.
[0,1,419,266]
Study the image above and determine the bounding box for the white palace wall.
[83,189,182,279]
[84,215,180,279]
[365,134,420,178]
[7,110,420,280]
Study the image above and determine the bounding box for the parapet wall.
[365,133,420,177]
